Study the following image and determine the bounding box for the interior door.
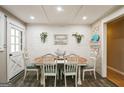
[7,23,24,80]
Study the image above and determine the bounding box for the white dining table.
[34,57,87,85]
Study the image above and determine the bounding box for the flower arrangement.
[40,32,48,43]
[72,32,84,43]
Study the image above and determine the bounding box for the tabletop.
[34,56,87,65]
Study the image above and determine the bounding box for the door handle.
[9,54,13,56]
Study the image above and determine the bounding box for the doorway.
[107,16,124,86]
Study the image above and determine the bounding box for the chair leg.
[72,76,74,79]
[43,76,46,87]
[64,75,67,87]
[93,71,96,79]
[90,71,92,76]
[83,71,85,81]
[75,75,77,87]
[60,71,63,80]
[57,75,59,79]
[36,71,39,80]
[23,70,27,80]
[57,70,59,79]
[40,74,43,85]
[54,76,56,87]
[40,69,44,85]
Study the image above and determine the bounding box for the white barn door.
[7,23,24,81]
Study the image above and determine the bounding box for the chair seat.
[26,63,38,69]
[83,66,94,69]
[44,73,56,76]
[83,66,95,71]
[64,72,77,76]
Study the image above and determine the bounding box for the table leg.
[77,66,82,85]
[40,66,44,85]
[56,66,60,79]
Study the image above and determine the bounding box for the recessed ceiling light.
[30,16,35,20]
[82,16,87,20]
[56,6,64,12]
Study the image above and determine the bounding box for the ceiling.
[1,5,122,25]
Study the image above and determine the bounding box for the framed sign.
[54,34,68,45]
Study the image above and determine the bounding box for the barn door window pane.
[10,28,22,53]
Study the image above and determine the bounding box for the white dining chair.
[22,52,39,80]
[63,54,78,87]
[42,54,57,87]
[82,50,98,81]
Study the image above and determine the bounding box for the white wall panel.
[0,11,5,51]
[27,25,91,63]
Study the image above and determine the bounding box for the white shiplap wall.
[26,25,91,62]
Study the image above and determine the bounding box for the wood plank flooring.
[0,71,117,87]
[107,68,124,87]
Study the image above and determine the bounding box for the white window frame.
[10,24,23,53]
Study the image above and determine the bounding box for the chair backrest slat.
[43,54,57,74]
[87,49,98,69]
[22,52,30,69]
[64,54,78,74]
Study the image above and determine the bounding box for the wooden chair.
[42,54,57,87]
[22,52,39,80]
[82,50,98,81]
[64,54,78,87]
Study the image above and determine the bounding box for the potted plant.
[72,32,84,43]
[40,32,48,43]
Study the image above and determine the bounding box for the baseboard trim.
[107,66,124,76]
[9,70,24,83]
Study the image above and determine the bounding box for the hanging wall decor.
[40,32,48,43]
[91,33,100,43]
[90,33,100,49]
[54,34,68,45]
[72,32,84,43]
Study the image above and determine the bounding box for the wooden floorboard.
[0,71,117,87]
[107,68,124,87]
